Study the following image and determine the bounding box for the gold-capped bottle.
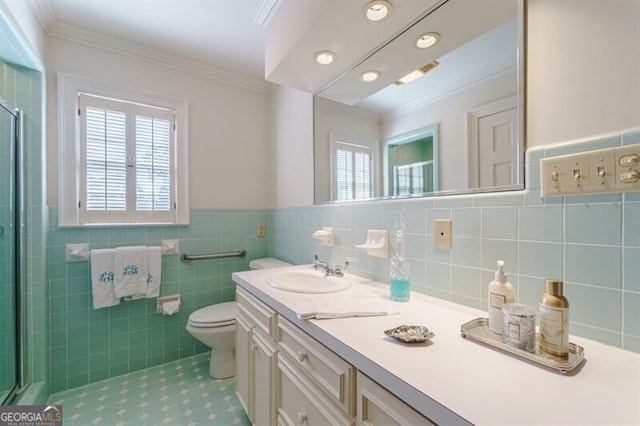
[539,279,570,358]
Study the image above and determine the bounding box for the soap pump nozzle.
[494,260,507,283]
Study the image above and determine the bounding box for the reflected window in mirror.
[330,132,378,201]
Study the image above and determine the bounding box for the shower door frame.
[0,98,26,405]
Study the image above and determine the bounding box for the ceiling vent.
[394,61,440,85]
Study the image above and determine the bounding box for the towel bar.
[66,242,175,262]
[180,249,247,263]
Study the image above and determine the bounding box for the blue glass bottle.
[390,212,410,302]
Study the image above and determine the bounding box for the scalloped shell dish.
[384,325,435,343]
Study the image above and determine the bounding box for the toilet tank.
[249,257,292,270]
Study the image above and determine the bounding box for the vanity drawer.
[276,353,354,426]
[277,316,355,415]
[236,287,277,337]
[357,371,434,426]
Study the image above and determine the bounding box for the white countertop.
[233,266,640,425]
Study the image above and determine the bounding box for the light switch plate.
[588,149,616,193]
[540,143,640,197]
[433,219,452,250]
[563,153,590,196]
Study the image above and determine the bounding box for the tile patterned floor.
[47,353,251,426]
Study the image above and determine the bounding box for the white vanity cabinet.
[276,353,353,426]
[235,310,252,416]
[357,372,435,426]
[276,316,356,425]
[236,286,433,426]
[235,287,278,426]
[277,316,356,415]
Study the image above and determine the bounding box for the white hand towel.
[113,246,148,297]
[125,246,162,300]
[145,246,162,298]
[90,248,120,309]
[294,298,398,320]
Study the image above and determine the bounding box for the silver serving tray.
[384,325,435,343]
[460,318,585,374]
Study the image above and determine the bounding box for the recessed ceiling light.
[361,71,380,82]
[364,0,392,22]
[315,50,336,65]
[416,32,440,49]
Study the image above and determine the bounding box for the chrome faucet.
[313,255,348,277]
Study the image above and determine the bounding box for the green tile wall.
[46,208,269,392]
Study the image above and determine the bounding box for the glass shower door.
[0,99,18,404]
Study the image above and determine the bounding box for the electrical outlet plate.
[433,219,452,250]
[257,223,266,237]
[614,145,640,192]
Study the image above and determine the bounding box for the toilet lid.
[249,257,292,270]
[188,302,237,327]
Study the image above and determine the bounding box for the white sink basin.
[267,269,351,294]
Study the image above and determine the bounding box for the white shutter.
[132,104,174,223]
[333,141,373,201]
[335,148,351,201]
[354,151,371,199]
[80,96,129,223]
[85,106,127,211]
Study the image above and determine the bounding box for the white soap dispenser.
[488,260,514,335]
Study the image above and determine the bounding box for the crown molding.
[383,56,517,122]
[29,0,56,30]
[315,97,380,123]
[41,19,275,94]
[252,0,284,30]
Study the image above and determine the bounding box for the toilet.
[186,257,291,378]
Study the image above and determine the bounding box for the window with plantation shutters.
[58,73,189,227]
[79,93,175,224]
[333,141,373,201]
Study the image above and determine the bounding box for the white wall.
[45,36,272,209]
[272,0,640,207]
[527,0,640,146]
[383,72,516,192]
[269,85,314,208]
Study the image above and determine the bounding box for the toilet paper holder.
[157,294,181,315]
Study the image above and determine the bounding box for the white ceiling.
[29,0,447,94]
[29,0,516,102]
[32,0,269,86]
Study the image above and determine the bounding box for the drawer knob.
[297,351,307,362]
[298,412,308,424]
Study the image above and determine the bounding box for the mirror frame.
[313,0,526,204]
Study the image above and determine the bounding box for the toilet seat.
[188,301,237,328]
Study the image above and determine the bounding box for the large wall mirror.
[314,0,525,203]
